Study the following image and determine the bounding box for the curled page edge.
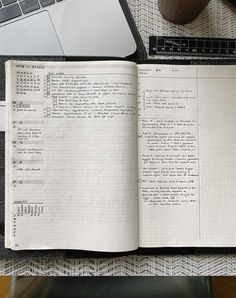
[0,101,5,132]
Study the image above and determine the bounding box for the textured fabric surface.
[1,0,236,275]
[1,256,236,276]
[129,0,236,56]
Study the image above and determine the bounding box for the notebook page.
[197,65,236,247]
[0,102,5,131]
[5,60,138,252]
[138,65,200,247]
[138,64,236,247]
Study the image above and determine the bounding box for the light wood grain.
[212,277,236,298]
[0,277,11,298]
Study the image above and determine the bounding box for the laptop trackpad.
[0,11,64,56]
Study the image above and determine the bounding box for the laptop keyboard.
[0,0,64,24]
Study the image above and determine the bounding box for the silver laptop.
[0,0,137,57]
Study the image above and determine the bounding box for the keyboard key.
[39,0,55,7]
[19,0,40,14]
[0,3,21,23]
[2,0,16,5]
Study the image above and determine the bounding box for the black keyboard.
[0,0,64,24]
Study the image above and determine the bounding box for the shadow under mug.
[158,0,211,24]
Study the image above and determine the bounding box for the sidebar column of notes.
[9,66,46,248]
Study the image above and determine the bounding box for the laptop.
[0,0,137,57]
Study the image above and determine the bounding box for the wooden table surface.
[1,276,236,298]
[0,277,11,298]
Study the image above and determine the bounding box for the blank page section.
[198,65,236,246]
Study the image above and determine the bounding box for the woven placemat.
[1,0,236,276]
[130,0,236,56]
[0,255,236,276]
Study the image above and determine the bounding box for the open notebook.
[5,60,236,252]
